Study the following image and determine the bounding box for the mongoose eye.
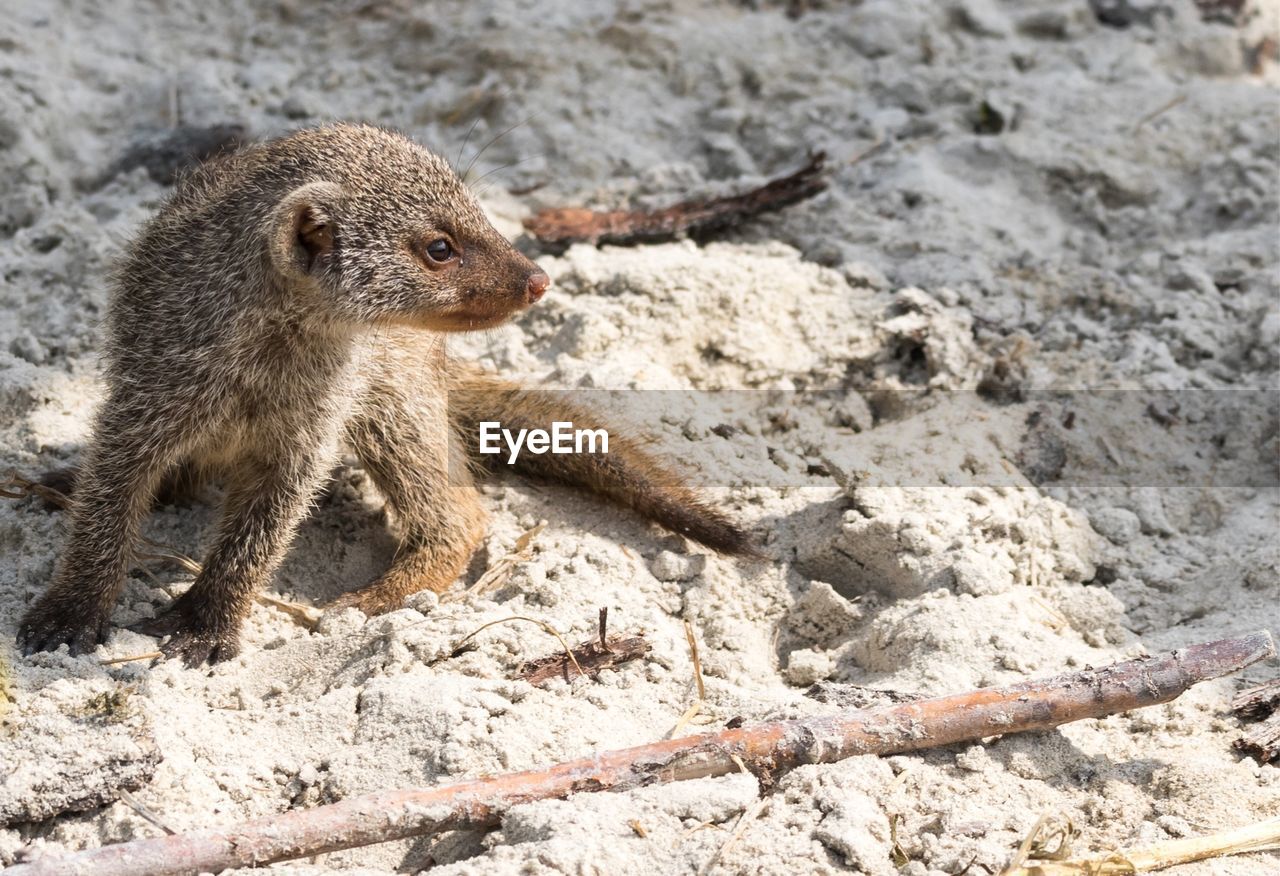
[424,238,455,264]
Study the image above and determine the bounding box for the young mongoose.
[18,123,752,667]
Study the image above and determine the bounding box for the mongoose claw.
[17,604,110,658]
[130,601,242,667]
[156,627,242,668]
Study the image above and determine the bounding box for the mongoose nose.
[525,270,550,304]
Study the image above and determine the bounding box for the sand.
[1,0,1278,873]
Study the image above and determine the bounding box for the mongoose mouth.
[419,310,523,332]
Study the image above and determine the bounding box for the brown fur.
[448,367,754,556]
[17,124,752,667]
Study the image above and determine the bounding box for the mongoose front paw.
[158,626,242,667]
[18,601,111,657]
[131,603,242,667]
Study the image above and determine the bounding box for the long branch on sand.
[8,631,1274,876]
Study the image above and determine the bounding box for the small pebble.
[10,331,47,365]
[649,550,705,582]
[785,648,833,686]
[1088,506,1141,545]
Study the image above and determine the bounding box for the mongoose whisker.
[462,115,534,182]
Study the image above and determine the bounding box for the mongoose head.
[266,125,549,332]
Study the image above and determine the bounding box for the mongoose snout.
[411,239,549,332]
[526,269,550,304]
[18,123,752,667]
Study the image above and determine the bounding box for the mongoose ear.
[269,181,345,278]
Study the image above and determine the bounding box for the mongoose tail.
[449,369,757,556]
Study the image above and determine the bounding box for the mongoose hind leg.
[19,398,198,656]
[331,401,486,615]
[134,440,338,666]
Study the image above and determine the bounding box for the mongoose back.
[18,123,752,666]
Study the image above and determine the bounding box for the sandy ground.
[1,0,1278,873]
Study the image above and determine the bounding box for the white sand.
[1,1,1278,873]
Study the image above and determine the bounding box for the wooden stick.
[255,594,322,630]
[1,470,72,508]
[684,620,706,702]
[9,631,1272,876]
[523,152,827,249]
[1002,816,1280,874]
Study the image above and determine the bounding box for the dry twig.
[99,652,164,667]
[516,608,651,685]
[1002,816,1280,874]
[1232,678,1280,719]
[450,615,585,680]
[668,619,709,739]
[1236,711,1280,763]
[1233,678,1280,762]
[1,471,69,506]
[699,797,768,875]
[256,594,323,630]
[116,790,177,837]
[10,631,1272,876]
[848,137,889,166]
[1132,94,1186,132]
[1004,815,1078,873]
[523,152,827,249]
[444,523,544,603]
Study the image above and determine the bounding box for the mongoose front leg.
[136,443,336,666]
[331,404,486,615]
[19,401,195,656]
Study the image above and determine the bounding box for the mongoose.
[18,123,752,667]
